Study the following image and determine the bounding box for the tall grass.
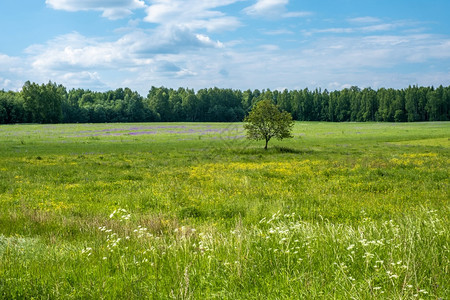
[0,122,449,298]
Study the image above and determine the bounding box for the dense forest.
[0,81,449,124]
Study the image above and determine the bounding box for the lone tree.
[244,100,294,150]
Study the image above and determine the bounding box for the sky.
[1,0,450,95]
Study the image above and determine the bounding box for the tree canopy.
[244,100,294,150]
[0,82,449,124]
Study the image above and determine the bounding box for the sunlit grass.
[0,122,449,298]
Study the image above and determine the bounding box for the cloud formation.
[1,0,449,93]
[25,28,224,73]
[244,0,310,18]
[244,0,288,16]
[46,0,146,19]
[144,0,241,32]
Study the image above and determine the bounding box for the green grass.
[0,122,449,299]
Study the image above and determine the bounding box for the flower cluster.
[109,208,131,221]
[134,225,153,239]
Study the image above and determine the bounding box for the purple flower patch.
[128,131,157,135]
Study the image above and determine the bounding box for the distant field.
[0,122,449,299]
[391,137,450,147]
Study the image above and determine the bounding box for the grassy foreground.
[0,122,448,299]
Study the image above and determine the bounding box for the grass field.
[0,122,449,299]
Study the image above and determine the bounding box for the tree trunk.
[264,138,269,150]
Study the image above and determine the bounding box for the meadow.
[0,122,448,299]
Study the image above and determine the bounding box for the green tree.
[244,100,294,150]
[405,85,419,122]
[147,86,170,121]
[22,81,64,123]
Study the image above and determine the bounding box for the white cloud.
[2,2,450,95]
[243,0,309,18]
[259,44,279,51]
[101,8,134,20]
[13,28,227,92]
[24,27,225,73]
[348,17,382,24]
[195,34,224,48]
[314,28,355,34]
[144,0,241,32]
[0,54,20,70]
[0,77,12,90]
[5,29,448,94]
[45,0,146,19]
[282,11,312,18]
[0,54,25,91]
[123,27,225,55]
[25,32,125,70]
[360,23,398,32]
[264,29,294,35]
[310,20,412,35]
[61,72,107,89]
[186,32,450,91]
[301,34,450,75]
[244,0,288,16]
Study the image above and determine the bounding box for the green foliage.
[244,100,294,149]
[0,122,449,298]
[22,81,64,123]
[1,83,450,124]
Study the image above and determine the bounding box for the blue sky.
[1,0,449,94]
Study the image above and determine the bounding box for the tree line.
[0,81,449,124]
